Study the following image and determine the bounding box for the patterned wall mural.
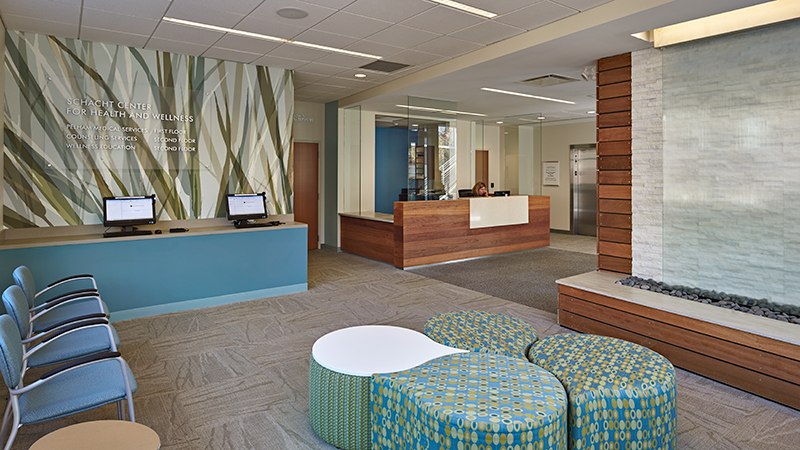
[3,30,293,228]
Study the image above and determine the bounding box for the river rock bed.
[615,276,800,325]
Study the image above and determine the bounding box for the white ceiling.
[0,0,772,123]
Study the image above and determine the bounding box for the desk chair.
[0,315,136,450]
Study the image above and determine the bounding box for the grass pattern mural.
[3,30,293,228]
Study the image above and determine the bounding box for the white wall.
[541,120,597,231]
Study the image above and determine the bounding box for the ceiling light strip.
[429,0,497,19]
[481,87,575,105]
[395,104,486,117]
[163,17,382,60]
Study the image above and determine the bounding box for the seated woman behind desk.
[471,181,490,197]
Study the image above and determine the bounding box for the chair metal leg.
[2,407,20,450]
[117,400,125,420]
[0,402,11,441]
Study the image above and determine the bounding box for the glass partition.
[341,105,361,213]
[405,97,457,201]
[501,114,542,196]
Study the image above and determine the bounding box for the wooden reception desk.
[340,196,549,269]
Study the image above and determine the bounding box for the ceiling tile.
[412,36,482,57]
[267,42,329,61]
[145,37,211,57]
[495,1,576,30]
[298,0,356,8]
[449,20,525,45]
[151,20,225,46]
[165,2,245,28]
[366,24,440,48]
[294,72,328,84]
[312,11,392,40]
[326,76,375,89]
[335,68,392,83]
[249,0,338,29]
[344,40,404,59]
[0,0,80,22]
[82,8,160,36]
[202,47,262,64]
[2,14,79,38]
[401,6,484,36]
[293,29,359,49]
[251,54,309,70]
[235,16,307,40]
[343,0,434,23]
[168,0,262,16]
[296,62,350,77]
[83,0,171,19]
[213,33,282,55]
[552,0,613,12]
[79,27,150,48]
[312,52,377,69]
[386,49,442,67]
[455,0,541,16]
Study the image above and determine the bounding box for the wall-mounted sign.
[293,113,314,122]
[543,161,560,186]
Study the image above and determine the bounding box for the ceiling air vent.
[516,74,579,87]
[358,60,410,73]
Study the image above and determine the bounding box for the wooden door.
[294,142,319,250]
[476,150,489,185]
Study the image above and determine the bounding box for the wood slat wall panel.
[597,97,631,114]
[340,216,395,264]
[598,81,632,100]
[597,141,632,156]
[596,53,633,275]
[597,53,631,72]
[598,155,632,170]
[597,66,632,86]
[598,111,632,128]
[557,286,800,410]
[598,227,632,243]
[598,199,632,214]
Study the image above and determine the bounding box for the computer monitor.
[493,191,511,197]
[103,195,156,230]
[226,193,268,225]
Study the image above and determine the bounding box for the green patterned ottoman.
[371,352,568,450]
[309,325,467,450]
[424,310,539,359]
[527,334,677,450]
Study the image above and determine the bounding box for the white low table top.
[312,325,467,377]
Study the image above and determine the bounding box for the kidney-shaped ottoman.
[371,352,568,450]
[527,334,677,450]
[424,310,539,359]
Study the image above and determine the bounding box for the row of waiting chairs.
[0,266,137,450]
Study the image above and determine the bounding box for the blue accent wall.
[375,128,415,214]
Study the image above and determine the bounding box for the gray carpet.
[408,247,597,314]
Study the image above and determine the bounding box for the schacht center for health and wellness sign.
[4,30,293,228]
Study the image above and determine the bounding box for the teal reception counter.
[0,220,308,321]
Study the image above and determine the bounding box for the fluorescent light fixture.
[587,110,596,114]
[496,121,503,124]
[163,17,382,60]
[537,116,545,120]
[430,0,497,19]
[395,104,486,117]
[481,87,575,105]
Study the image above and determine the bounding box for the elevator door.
[571,144,597,236]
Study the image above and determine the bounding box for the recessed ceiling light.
[277,8,308,19]
[163,17,382,60]
[395,104,486,117]
[412,124,419,127]
[587,110,596,114]
[537,116,546,120]
[354,73,367,78]
[481,87,575,105]
[496,121,503,124]
[430,0,497,19]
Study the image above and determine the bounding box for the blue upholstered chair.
[12,266,109,333]
[0,315,136,450]
[2,285,120,371]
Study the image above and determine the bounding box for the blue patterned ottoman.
[424,310,539,359]
[371,352,568,450]
[527,334,677,450]
[309,326,466,450]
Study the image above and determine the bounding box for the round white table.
[30,420,160,450]
[309,325,466,450]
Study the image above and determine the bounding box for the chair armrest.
[41,291,101,309]
[42,288,99,304]
[38,313,107,334]
[39,351,121,380]
[41,318,110,343]
[47,274,94,288]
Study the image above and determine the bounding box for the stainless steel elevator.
[570,144,597,236]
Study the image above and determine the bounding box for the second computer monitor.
[226,193,268,223]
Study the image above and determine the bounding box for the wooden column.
[596,53,632,275]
